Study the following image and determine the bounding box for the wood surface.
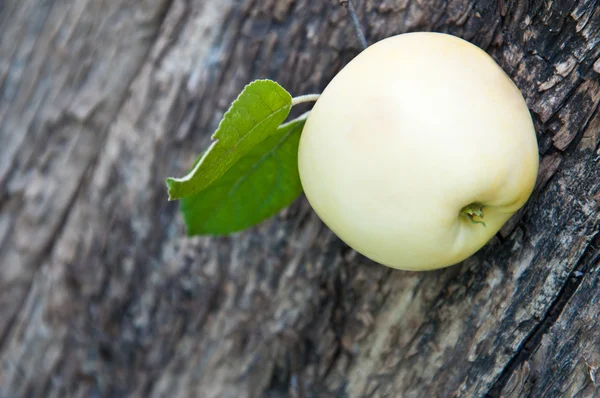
[0,0,599,397]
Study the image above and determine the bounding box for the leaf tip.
[165,177,179,201]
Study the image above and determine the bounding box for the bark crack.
[0,144,95,354]
[486,232,600,397]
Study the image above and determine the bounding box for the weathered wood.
[0,0,599,397]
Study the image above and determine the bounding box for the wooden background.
[1,0,599,397]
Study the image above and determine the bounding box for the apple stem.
[291,94,321,106]
[339,0,368,50]
[460,203,487,227]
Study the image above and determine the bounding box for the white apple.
[298,32,539,271]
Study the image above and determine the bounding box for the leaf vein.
[200,122,302,230]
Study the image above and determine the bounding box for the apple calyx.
[460,203,487,227]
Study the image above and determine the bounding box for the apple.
[297,32,539,271]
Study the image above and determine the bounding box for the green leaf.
[179,116,307,236]
[166,79,293,200]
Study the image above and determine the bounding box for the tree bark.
[1,0,599,397]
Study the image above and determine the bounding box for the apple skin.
[297,32,539,271]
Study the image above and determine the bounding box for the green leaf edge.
[165,79,292,200]
[181,113,309,236]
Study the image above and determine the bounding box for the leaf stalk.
[291,94,321,106]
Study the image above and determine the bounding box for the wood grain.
[0,0,599,397]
